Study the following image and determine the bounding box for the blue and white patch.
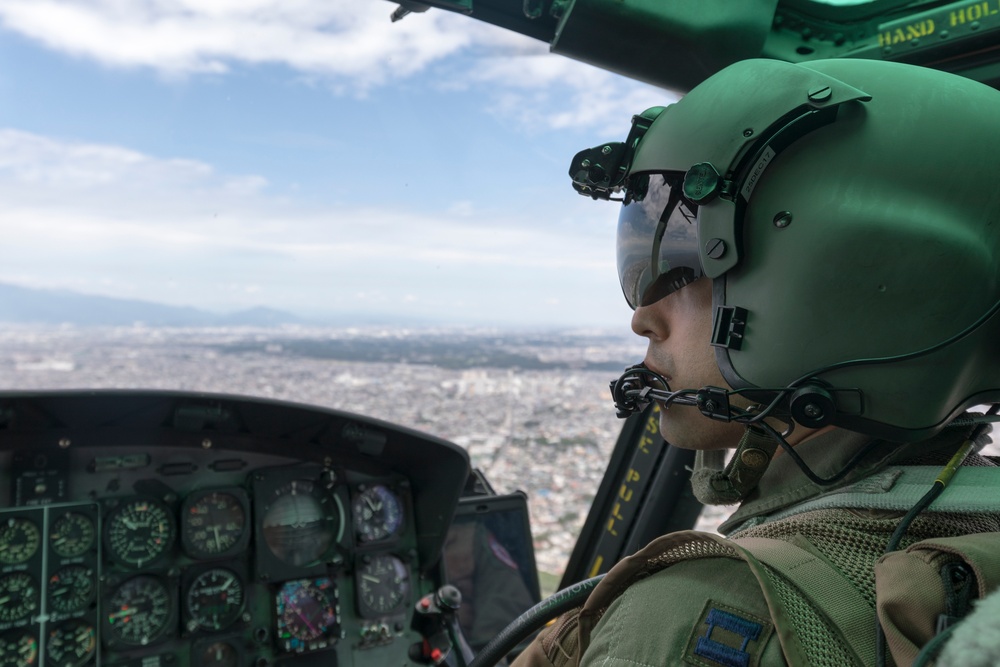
[684,600,773,667]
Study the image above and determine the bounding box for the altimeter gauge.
[105,497,175,568]
[181,490,249,560]
[356,554,409,616]
[0,517,40,565]
[352,485,403,543]
[106,575,173,646]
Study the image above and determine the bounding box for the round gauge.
[46,622,95,667]
[181,490,248,559]
[352,485,403,543]
[185,568,244,632]
[356,554,409,616]
[105,497,175,568]
[198,641,239,667]
[106,575,173,646]
[49,566,96,615]
[0,631,37,667]
[0,517,40,565]
[50,513,95,559]
[261,480,341,567]
[274,578,339,650]
[0,573,39,623]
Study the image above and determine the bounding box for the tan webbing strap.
[575,531,810,666]
[737,536,876,666]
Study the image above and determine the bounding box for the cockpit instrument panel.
[0,390,470,667]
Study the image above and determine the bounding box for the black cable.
[756,420,887,487]
[467,575,603,667]
[874,407,997,667]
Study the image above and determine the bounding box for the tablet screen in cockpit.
[442,492,541,652]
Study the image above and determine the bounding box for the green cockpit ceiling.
[385,0,1000,92]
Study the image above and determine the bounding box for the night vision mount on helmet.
[574,58,1000,445]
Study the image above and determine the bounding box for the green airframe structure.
[387,0,1000,92]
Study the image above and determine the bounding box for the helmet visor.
[617,173,702,309]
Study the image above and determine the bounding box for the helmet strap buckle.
[690,426,778,505]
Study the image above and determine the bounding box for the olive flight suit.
[514,420,1000,667]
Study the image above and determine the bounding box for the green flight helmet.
[598,58,1000,442]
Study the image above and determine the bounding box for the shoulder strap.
[736,536,876,666]
[575,530,814,666]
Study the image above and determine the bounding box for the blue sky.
[0,1,674,328]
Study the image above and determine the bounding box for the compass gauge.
[274,578,340,653]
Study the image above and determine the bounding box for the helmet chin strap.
[690,425,779,505]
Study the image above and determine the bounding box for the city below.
[0,324,667,577]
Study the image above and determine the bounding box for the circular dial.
[106,575,173,646]
[46,622,95,667]
[0,632,37,667]
[49,566,96,615]
[261,481,340,567]
[182,491,248,559]
[274,578,339,652]
[0,573,39,623]
[106,498,175,567]
[50,513,95,559]
[198,641,239,667]
[185,568,244,632]
[356,554,409,616]
[352,485,403,543]
[0,517,40,565]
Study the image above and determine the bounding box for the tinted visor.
[617,173,701,309]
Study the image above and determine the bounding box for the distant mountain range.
[0,283,304,327]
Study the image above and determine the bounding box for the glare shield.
[617,173,702,309]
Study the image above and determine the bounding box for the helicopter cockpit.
[3,1,1000,667]
[0,391,474,667]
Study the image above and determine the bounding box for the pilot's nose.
[631,301,666,341]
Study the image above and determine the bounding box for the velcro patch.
[684,600,773,667]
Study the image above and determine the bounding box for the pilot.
[512,57,1000,667]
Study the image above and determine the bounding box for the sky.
[0,0,676,329]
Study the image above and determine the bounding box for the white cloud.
[461,53,677,133]
[0,128,624,323]
[0,0,674,130]
[0,0,476,86]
